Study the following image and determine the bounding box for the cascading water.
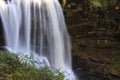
[0,0,76,80]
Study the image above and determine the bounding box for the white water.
[0,0,76,79]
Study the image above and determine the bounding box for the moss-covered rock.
[0,51,64,80]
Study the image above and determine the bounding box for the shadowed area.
[0,17,5,46]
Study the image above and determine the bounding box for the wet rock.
[0,46,10,51]
[72,54,120,80]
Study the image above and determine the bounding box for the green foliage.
[101,0,117,8]
[89,0,102,8]
[88,0,117,8]
[0,51,64,80]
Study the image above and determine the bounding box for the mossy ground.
[0,51,64,80]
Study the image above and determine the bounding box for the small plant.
[0,51,65,80]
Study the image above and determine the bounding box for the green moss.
[0,51,64,80]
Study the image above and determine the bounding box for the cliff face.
[63,1,120,80]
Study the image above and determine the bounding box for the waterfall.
[0,0,76,80]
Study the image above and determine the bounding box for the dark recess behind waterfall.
[0,18,5,46]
